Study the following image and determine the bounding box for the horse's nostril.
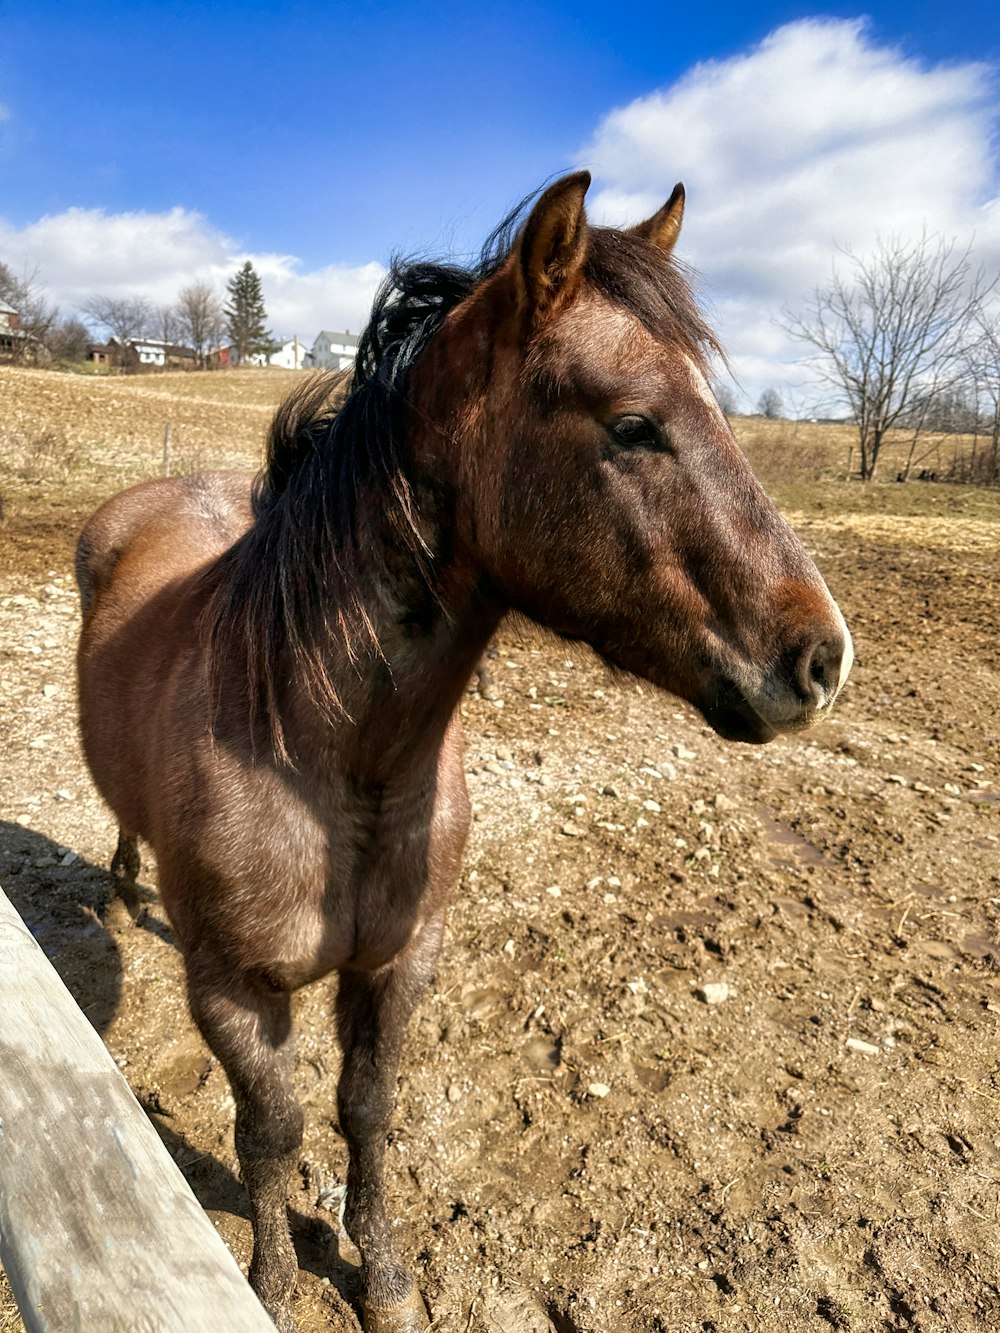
[804,638,842,704]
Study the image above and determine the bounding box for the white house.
[307,330,359,371]
[130,338,169,367]
[267,337,309,370]
[0,299,32,361]
[103,338,197,368]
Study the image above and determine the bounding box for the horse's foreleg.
[187,962,303,1333]
[336,916,444,1333]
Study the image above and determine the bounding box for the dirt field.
[1,367,998,1332]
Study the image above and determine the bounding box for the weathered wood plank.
[0,885,275,1332]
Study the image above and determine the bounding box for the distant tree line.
[711,383,785,420]
[0,260,274,370]
[710,231,999,487]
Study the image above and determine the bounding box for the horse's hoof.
[362,1286,429,1333]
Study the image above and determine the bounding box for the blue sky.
[2,1,999,404]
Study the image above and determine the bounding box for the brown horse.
[76,174,852,1332]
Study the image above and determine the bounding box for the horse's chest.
[329,798,444,965]
[248,791,452,984]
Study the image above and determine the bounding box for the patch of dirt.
[2,372,999,1332]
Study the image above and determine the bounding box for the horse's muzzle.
[706,615,854,744]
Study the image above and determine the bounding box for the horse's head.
[424,173,852,743]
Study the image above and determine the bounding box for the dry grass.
[0,364,993,500]
[0,423,80,484]
[2,369,997,588]
[0,1271,24,1333]
[732,414,851,485]
[726,414,1000,535]
[0,365,299,490]
[0,366,306,591]
[733,412,995,491]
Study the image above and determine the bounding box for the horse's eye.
[609,414,661,450]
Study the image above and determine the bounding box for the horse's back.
[76,471,254,619]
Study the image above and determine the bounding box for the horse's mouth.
[701,674,838,744]
[700,688,779,745]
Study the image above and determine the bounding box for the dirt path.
[1,391,999,1331]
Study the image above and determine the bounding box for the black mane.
[257,189,535,514]
[584,227,720,373]
[204,203,530,759]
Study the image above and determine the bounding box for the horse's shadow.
[0,820,183,1016]
[0,819,126,1034]
[0,820,363,1321]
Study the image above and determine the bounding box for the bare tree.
[757,387,784,419]
[711,379,739,416]
[80,294,155,347]
[962,308,1000,485]
[781,232,992,480]
[153,303,183,346]
[0,261,59,360]
[177,281,223,367]
[49,315,93,362]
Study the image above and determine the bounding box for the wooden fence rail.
[0,885,275,1332]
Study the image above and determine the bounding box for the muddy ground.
[1,371,999,1332]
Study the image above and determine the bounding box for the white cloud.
[0,206,383,342]
[580,18,1000,409]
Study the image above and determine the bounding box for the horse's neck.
[287,544,501,783]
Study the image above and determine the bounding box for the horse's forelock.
[582,228,721,374]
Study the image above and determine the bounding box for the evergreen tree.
[224,261,273,364]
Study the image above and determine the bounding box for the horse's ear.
[630,182,685,255]
[515,171,591,322]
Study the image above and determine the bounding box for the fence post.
[162,422,173,476]
[0,885,275,1332]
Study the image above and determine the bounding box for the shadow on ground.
[0,820,127,1033]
